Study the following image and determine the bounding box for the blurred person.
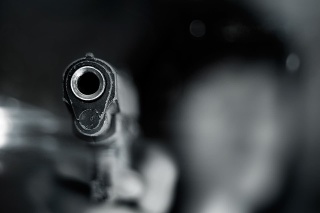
[168,60,300,213]
[129,1,302,213]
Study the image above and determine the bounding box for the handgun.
[62,53,139,202]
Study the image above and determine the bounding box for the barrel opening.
[70,66,106,101]
[77,72,100,95]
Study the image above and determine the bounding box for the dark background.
[0,0,320,212]
[0,0,150,117]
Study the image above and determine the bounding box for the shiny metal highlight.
[70,66,105,101]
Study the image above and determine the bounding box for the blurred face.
[171,61,294,210]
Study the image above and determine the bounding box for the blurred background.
[0,0,320,212]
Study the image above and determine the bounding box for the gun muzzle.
[63,53,119,141]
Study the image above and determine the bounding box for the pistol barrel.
[63,53,118,140]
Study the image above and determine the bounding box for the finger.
[138,145,178,213]
[114,169,144,200]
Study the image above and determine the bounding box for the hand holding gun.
[62,53,176,213]
[63,53,139,202]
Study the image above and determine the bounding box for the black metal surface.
[63,53,118,139]
[63,54,125,202]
